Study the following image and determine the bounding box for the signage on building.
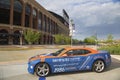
[63,9,69,24]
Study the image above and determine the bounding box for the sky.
[36,0,120,40]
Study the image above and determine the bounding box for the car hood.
[29,53,54,61]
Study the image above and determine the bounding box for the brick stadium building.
[0,0,69,45]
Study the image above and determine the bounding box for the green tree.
[84,36,96,44]
[54,34,62,44]
[54,34,71,45]
[65,36,71,44]
[91,35,97,41]
[106,34,113,43]
[24,29,41,45]
[73,39,79,44]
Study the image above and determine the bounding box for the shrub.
[54,34,71,45]
[98,44,120,55]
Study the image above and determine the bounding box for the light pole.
[69,19,75,47]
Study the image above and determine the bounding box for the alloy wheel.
[35,63,50,77]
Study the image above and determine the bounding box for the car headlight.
[30,65,33,69]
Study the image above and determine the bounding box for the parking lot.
[0,58,120,80]
[0,48,120,80]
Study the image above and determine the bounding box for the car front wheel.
[35,63,50,77]
[93,60,105,73]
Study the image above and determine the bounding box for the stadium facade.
[0,0,69,45]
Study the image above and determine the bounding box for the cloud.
[71,2,120,26]
[36,0,120,40]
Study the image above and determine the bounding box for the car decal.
[79,56,91,70]
[83,56,93,69]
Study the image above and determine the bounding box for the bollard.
[39,77,46,80]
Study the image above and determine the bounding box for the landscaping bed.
[98,44,120,55]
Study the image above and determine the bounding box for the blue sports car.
[28,47,111,77]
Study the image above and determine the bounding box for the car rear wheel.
[35,63,50,77]
[93,60,105,73]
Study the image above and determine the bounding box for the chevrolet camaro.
[28,47,111,77]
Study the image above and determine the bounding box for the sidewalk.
[111,55,120,61]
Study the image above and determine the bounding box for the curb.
[111,55,120,61]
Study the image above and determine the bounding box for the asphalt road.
[0,58,120,80]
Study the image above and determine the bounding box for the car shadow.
[49,70,92,77]
[105,58,120,72]
[48,58,120,77]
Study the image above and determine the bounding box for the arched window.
[49,19,52,33]
[38,12,42,30]
[56,24,58,34]
[13,0,23,26]
[25,4,31,27]
[43,15,47,32]
[0,0,10,24]
[48,18,50,33]
[51,20,54,34]
[46,17,49,32]
[0,29,9,45]
[13,30,20,44]
[32,8,37,29]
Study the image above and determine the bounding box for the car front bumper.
[28,59,41,74]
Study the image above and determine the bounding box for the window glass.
[48,18,50,33]
[38,12,42,30]
[13,0,22,26]
[66,50,74,56]
[33,9,36,16]
[84,50,91,54]
[32,8,37,29]
[14,0,22,12]
[0,0,10,9]
[66,49,91,56]
[52,48,65,56]
[25,4,31,27]
[43,15,47,32]
[0,0,10,24]
[25,4,31,15]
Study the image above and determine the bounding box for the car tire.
[93,60,105,73]
[35,63,50,77]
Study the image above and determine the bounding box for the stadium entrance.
[0,29,9,45]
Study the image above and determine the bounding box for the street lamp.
[69,19,75,47]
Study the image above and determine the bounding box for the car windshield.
[52,48,65,56]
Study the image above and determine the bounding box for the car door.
[65,49,92,71]
[50,50,80,73]
[50,49,91,73]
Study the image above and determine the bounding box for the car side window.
[84,50,91,54]
[77,49,91,55]
[66,50,74,56]
[66,50,81,56]
[66,49,91,56]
